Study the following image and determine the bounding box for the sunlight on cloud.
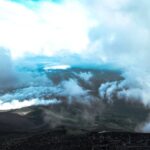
[0,98,60,111]
[0,0,92,59]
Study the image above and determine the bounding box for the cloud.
[0,98,60,111]
[74,72,93,82]
[85,0,150,106]
[60,79,88,97]
[98,79,143,103]
[0,0,92,59]
[141,123,150,133]
[0,0,150,113]
[0,86,60,101]
[0,47,18,91]
[136,115,150,133]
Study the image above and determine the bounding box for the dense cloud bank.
[0,0,149,104]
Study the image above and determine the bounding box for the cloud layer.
[0,0,150,128]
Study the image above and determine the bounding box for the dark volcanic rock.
[0,112,36,132]
[1,130,150,150]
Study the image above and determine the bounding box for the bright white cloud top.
[0,0,92,59]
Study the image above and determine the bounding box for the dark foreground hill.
[0,102,149,150]
[1,129,150,150]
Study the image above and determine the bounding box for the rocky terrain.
[1,129,150,150]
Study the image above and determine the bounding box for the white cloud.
[0,86,60,101]
[0,0,92,59]
[74,72,93,82]
[0,98,60,111]
[60,79,88,97]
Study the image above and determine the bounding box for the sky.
[0,0,150,109]
[0,0,149,65]
[0,0,92,58]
